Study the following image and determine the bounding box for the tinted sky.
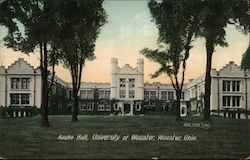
[0,1,249,83]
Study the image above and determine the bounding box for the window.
[114,104,119,110]
[105,104,111,111]
[192,88,196,98]
[119,90,126,98]
[232,81,240,92]
[21,78,30,89]
[144,91,149,100]
[87,102,93,110]
[80,102,86,110]
[136,103,141,111]
[10,94,20,105]
[21,94,29,104]
[11,78,20,89]
[223,81,231,92]
[223,80,240,92]
[98,102,105,111]
[161,91,167,100]
[120,78,126,88]
[181,92,185,100]
[87,90,94,99]
[10,94,29,105]
[168,91,174,100]
[150,91,157,100]
[80,90,87,99]
[11,78,30,89]
[69,90,73,99]
[129,90,135,98]
[98,90,105,99]
[105,91,110,99]
[80,90,94,99]
[119,79,126,98]
[223,96,231,107]
[232,96,240,107]
[129,78,135,88]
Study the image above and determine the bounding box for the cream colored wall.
[111,58,144,101]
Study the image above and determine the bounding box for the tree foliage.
[0,0,107,123]
[0,0,63,126]
[141,0,199,121]
[56,0,107,122]
[195,0,249,121]
[241,46,250,70]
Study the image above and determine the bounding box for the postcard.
[0,0,249,159]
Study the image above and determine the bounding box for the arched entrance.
[180,104,187,117]
[124,103,130,114]
[122,101,134,116]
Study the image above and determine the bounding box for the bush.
[0,106,40,118]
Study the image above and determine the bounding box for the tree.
[57,0,107,122]
[197,0,249,121]
[0,0,62,126]
[241,46,250,70]
[141,0,199,121]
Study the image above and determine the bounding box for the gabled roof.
[214,61,245,77]
[7,58,40,74]
[0,66,5,74]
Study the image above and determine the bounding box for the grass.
[0,115,249,159]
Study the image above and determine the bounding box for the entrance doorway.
[124,103,131,114]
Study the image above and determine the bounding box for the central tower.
[110,58,144,101]
[110,58,144,115]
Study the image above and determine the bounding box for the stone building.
[0,58,249,118]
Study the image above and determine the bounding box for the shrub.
[0,106,40,118]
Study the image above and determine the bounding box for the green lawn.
[0,115,249,159]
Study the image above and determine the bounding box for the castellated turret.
[111,58,118,99]
[111,57,118,74]
[110,58,145,100]
[137,58,144,74]
[137,58,144,100]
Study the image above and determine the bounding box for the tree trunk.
[175,89,182,122]
[41,42,50,127]
[71,87,79,122]
[203,40,214,122]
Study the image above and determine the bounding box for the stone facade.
[0,58,249,118]
[0,58,42,108]
[185,61,250,118]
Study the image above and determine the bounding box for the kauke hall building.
[0,58,249,119]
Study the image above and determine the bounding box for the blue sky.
[0,1,249,83]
